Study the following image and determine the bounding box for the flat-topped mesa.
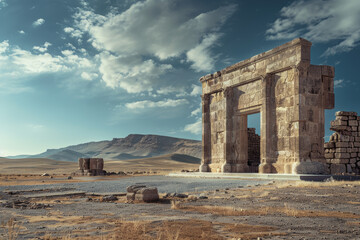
[199,38,335,174]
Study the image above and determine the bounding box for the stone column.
[259,74,276,173]
[221,87,233,172]
[199,94,211,172]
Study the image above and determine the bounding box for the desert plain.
[0,156,360,240]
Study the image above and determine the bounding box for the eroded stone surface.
[199,38,334,174]
[78,158,105,176]
[324,111,360,175]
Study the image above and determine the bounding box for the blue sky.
[1,0,360,156]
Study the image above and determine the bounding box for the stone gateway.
[199,38,334,174]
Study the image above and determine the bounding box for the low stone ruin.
[78,158,105,176]
[324,111,360,175]
[126,185,159,202]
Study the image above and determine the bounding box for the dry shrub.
[1,218,21,240]
[170,200,182,210]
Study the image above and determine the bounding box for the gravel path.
[0,175,271,193]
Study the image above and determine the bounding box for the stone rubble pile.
[78,158,105,176]
[324,111,360,174]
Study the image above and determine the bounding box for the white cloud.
[0,41,96,75]
[61,50,74,56]
[33,42,52,53]
[18,30,25,35]
[32,18,45,27]
[0,40,10,57]
[190,84,202,96]
[99,52,172,93]
[81,72,98,81]
[191,107,201,117]
[156,86,184,95]
[0,0,7,9]
[66,0,236,93]
[186,33,221,72]
[64,27,83,39]
[266,0,360,56]
[125,98,188,109]
[12,48,66,73]
[334,79,344,88]
[184,118,201,134]
[88,1,236,60]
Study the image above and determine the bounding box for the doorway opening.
[247,112,261,172]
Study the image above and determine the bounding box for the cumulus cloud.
[33,42,51,53]
[12,48,66,73]
[184,118,201,134]
[88,1,236,59]
[0,41,96,75]
[67,0,236,93]
[266,0,360,56]
[125,98,188,109]
[190,84,202,96]
[0,40,9,54]
[186,33,221,72]
[99,52,172,93]
[64,27,83,39]
[0,40,9,62]
[18,30,25,35]
[81,72,98,81]
[32,18,45,27]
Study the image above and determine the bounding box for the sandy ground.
[0,157,199,175]
[0,174,360,240]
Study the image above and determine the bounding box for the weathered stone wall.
[324,111,360,175]
[78,158,105,176]
[199,38,335,174]
[248,128,260,172]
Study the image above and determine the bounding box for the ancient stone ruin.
[199,38,335,174]
[324,111,360,175]
[78,158,105,176]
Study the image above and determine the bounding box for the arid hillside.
[8,134,201,162]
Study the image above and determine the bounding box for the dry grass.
[172,202,360,219]
[107,219,283,240]
[275,180,360,189]
[0,218,21,240]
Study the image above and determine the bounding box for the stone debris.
[101,195,118,202]
[126,185,159,203]
[1,199,51,209]
[324,111,360,175]
[41,173,50,176]
[77,158,105,176]
[199,38,334,174]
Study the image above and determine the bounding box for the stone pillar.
[221,87,233,172]
[259,74,276,173]
[199,94,211,172]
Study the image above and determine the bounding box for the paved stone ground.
[0,175,271,194]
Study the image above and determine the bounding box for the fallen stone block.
[101,195,118,202]
[134,187,159,202]
[126,185,146,193]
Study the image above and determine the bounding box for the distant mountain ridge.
[8,134,201,162]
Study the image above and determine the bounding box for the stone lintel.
[199,38,311,84]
